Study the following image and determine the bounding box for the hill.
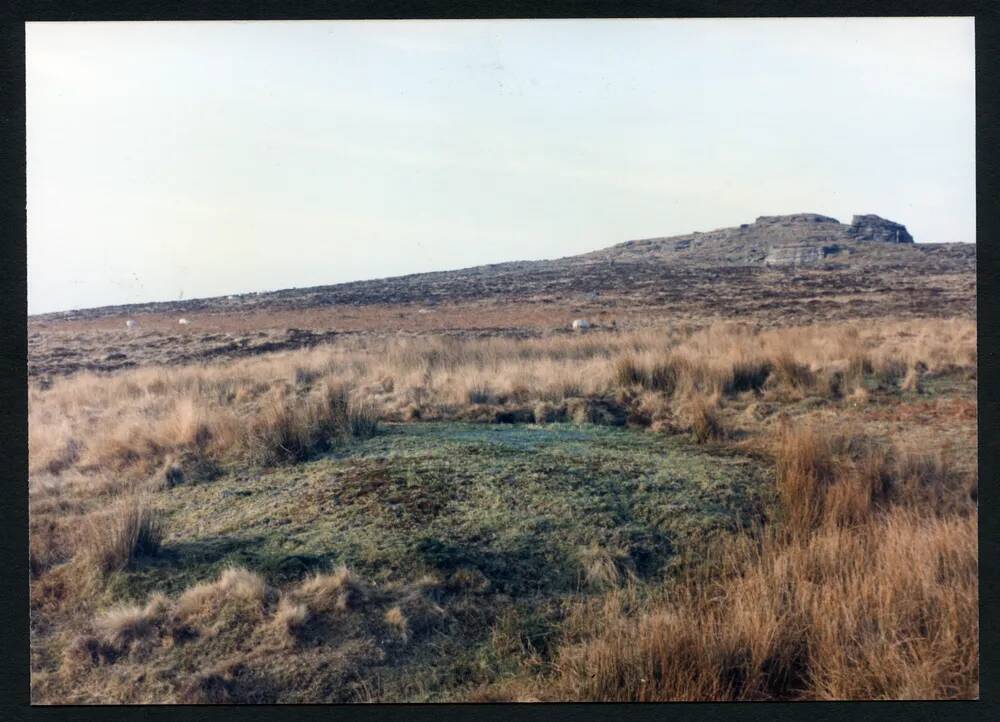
[27,213,975,378]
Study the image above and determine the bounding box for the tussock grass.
[384,605,410,640]
[28,318,974,480]
[94,595,167,651]
[272,598,311,647]
[526,412,978,702]
[649,358,685,394]
[36,378,378,478]
[178,664,239,704]
[547,510,977,701]
[60,563,449,701]
[614,356,648,388]
[772,424,975,537]
[774,423,839,536]
[175,566,270,624]
[83,495,162,574]
[769,353,814,393]
[726,357,772,394]
[900,366,922,393]
[377,575,447,645]
[577,544,635,589]
[684,394,725,445]
[348,398,380,438]
[290,566,369,615]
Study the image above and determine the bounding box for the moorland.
[28,213,978,702]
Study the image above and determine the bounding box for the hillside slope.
[33,213,974,321]
[28,213,975,378]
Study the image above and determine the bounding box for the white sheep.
[571,319,591,331]
[125,319,138,329]
[178,318,190,326]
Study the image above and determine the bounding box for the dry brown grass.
[774,424,975,537]
[773,423,841,535]
[525,415,978,702]
[272,598,311,647]
[546,509,976,701]
[383,605,409,640]
[28,318,974,481]
[51,562,451,702]
[577,544,636,590]
[178,662,242,704]
[289,566,369,615]
[175,566,270,625]
[82,494,163,575]
[30,372,378,481]
[900,366,923,393]
[236,383,356,466]
[93,594,169,652]
[383,580,446,642]
[683,393,725,444]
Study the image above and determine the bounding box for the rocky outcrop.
[590,212,916,267]
[764,242,844,266]
[755,213,841,226]
[847,215,914,244]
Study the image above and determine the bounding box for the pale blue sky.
[26,18,975,314]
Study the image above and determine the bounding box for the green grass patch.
[112,422,772,701]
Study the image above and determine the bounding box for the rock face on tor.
[588,213,918,267]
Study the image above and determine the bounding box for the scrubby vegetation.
[29,318,973,476]
[533,429,977,701]
[29,317,977,702]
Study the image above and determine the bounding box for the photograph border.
[2,1,996,720]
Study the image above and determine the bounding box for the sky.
[26,18,975,315]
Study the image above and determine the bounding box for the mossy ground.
[142,424,766,583]
[97,422,771,701]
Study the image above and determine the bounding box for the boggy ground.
[28,317,977,702]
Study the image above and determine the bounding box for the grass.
[83,494,163,575]
[32,422,771,702]
[131,423,769,596]
[512,420,977,702]
[684,394,724,445]
[542,509,977,701]
[28,318,974,479]
[28,315,977,703]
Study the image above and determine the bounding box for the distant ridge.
[32,213,973,320]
